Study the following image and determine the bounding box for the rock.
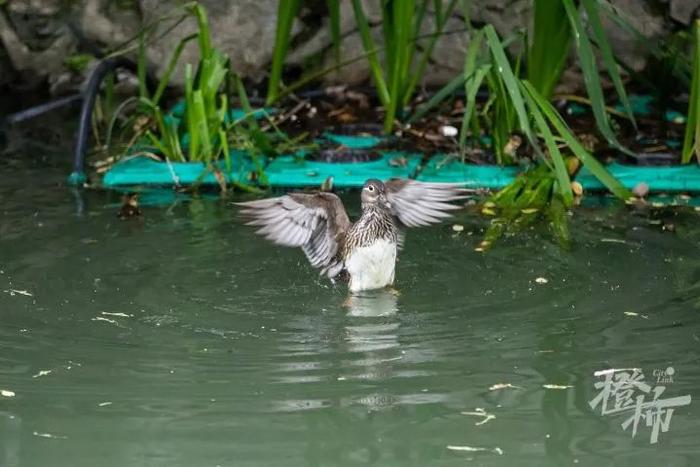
[0,0,691,95]
[670,0,700,25]
[140,0,280,86]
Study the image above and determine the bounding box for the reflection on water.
[1,156,700,466]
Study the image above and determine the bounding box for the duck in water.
[237,178,466,292]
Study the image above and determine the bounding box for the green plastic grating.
[102,151,262,187]
[264,152,422,188]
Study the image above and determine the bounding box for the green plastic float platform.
[103,151,262,187]
[100,103,700,192]
[576,163,700,192]
[416,155,518,189]
[264,151,422,188]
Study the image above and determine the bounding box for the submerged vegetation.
[87,0,700,247]
[682,20,700,165]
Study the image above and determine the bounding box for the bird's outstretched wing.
[384,178,467,228]
[237,192,351,277]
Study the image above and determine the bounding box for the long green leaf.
[184,64,199,159]
[484,25,540,156]
[137,32,149,99]
[409,74,465,123]
[266,0,301,105]
[153,33,198,105]
[522,80,631,199]
[682,20,700,163]
[404,0,459,106]
[521,81,573,207]
[190,3,212,64]
[562,0,632,155]
[326,0,341,66]
[192,90,211,162]
[459,64,490,150]
[527,0,570,100]
[351,0,390,107]
[582,0,637,131]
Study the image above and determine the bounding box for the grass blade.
[137,32,149,99]
[582,0,637,132]
[409,74,465,123]
[484,25,539,156]
[351,0,390,107]
[520,81,574,207]
[404,0,459,106]
[153,33,198,105]
[522,80,631,199]
[527,0,571,100]
[459,64,490,150]
[682,20,700,163]
[266,0,301,105]
[562,0,632,155]
[326,0,341,66]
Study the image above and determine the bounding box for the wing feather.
[237,192,351,277]
[385,179,467,228]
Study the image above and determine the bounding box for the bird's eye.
[367,185,374,191]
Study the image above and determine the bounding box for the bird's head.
[361,179,390,209]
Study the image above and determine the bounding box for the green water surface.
[1,154,700,467]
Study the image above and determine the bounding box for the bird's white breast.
[345,238,397,292]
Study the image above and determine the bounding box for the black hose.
[69,57,137,185]
[4,94,82,125]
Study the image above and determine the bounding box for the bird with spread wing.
[237,178,466,292]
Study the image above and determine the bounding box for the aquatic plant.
[682,20,700,164]
[352,0,458,133]
[265,0,342,105]
[266,0,302,105]
[137,3,231,167]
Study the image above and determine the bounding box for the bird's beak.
[381,195,392,209]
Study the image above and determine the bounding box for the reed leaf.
[409,73,466,123]
[522,80,631,199]
[582,0,637,131]
[266,0,301,105]
[459,64,490,150]
[484,25,539,156]
[562,0,632,155]
[682,20,700,164]
[327,0,341,66]
[527,0,571,100]
[351,0,390,108]
[137,32,149,99]
[521,81,573,207]
[152,33,198,106]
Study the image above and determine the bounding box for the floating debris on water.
[447,445,504,455]
[4,289,33,297]
[461,408,496,425]
[452,224,464,232]
[543,384,573,390]
[32,370,52,378]
[534,277,548,284]
[98,402,113,407]
[1,389,16,397]
[32,431,67,440]
[601,238,627,244]
[101,312,132,318]
[624,311,649,319]
[489,383,521,391]
[92,317,119,325]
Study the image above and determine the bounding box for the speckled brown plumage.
[237,178,466,290]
